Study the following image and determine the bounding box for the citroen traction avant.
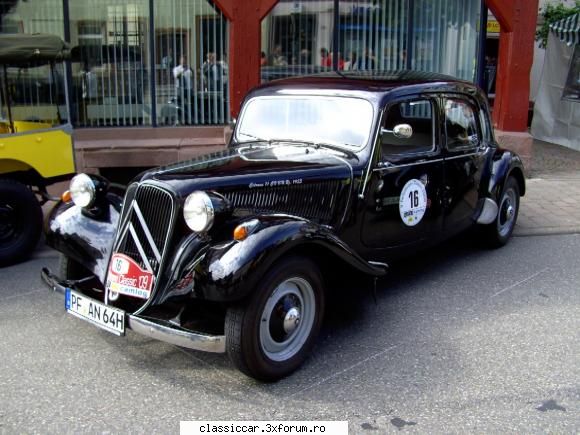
[43,71,525,381]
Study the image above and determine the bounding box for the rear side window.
[445,99,480,150]
[381,99,435,159]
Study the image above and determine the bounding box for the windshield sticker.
[399,179,428,227]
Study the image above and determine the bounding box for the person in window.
[343,51,358,71]
[80,61,97,125]
[173,55,193,94]
[357,49,376,70]
[399,49,408,69]
[161,49,174,70]
[271,45,288,67]
[320,48,332,68]
[173,55,193,123]
[299,49,310,65]
[202,52,224,92]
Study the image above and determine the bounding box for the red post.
[213,0,279,119]
[486,0,539,132]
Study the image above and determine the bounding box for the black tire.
[482,176,520,248]
[0,180,43,267]
[225,256,325,381]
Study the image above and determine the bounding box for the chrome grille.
[225,181,340,222]
[116,184,174,274]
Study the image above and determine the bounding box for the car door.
[361,96,445,252]
[441,96,489,234]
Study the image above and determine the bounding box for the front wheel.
[225,256,325,381]
[0,180,42,267]
[482,176,520,248]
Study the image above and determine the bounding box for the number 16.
[409,190,419,208]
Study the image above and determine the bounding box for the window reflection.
[261,0,480,82]
[155,0,229,126]
[0,0,66,124]
[69,1,150,127]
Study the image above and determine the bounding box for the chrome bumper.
[41,268,226,353]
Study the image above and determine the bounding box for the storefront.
[1,0,482,128]
[0,0,537,174]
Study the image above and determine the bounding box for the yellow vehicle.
[0,34,75,266]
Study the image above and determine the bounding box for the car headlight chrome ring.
[69,173,96,208]
[183,191,215,232]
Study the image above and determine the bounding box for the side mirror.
[381,123,413,139]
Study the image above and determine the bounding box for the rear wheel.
[225,256,325,381]
[0,180,42,267]
[482,176,520,248]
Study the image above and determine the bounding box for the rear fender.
[45,193,123,284]
[488,149,526,200]
[475,148,526,225]
[178,216,387,303]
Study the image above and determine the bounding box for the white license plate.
[65,289,125,336]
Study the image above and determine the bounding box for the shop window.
[69,1,150,127]
[78,21,105,67]
[154,0,229,126]
[0,0,65,124]
[338,0,409,71]
[261,1,332,82]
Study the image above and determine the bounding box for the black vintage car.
[43,71,525,381]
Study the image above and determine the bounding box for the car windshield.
[236,96,374,149]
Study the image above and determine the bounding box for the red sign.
[106,253,154,300]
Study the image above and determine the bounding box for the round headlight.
[69,173,96,208]
[184,191,215,232]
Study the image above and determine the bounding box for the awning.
[550,13,580,46]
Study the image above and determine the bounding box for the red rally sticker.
[106,253,154,300]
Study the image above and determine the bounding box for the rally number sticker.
[106,253,154,300]
[399,179,427,227]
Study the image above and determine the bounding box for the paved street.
[2,140,580,433]
[1,233,579,433]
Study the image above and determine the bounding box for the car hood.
[139,144,354,198]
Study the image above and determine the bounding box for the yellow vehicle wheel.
[0,180,42,267]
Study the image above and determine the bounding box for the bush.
[536,0,580,49]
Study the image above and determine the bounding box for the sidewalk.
[511,140,580,236]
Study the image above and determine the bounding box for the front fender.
[44,193,123,285]
[179,216,387,303]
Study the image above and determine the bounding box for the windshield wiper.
[266,139,357,159]
[312,142,358,159]
[236,132,266,143]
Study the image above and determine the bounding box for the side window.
[381,99,435,159]
[479,102,492,143]
[445,99,480,150]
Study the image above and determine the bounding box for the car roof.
[251,70,479,100]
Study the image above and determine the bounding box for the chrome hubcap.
[259,277,316,362]
[283,307,301,334]
[506,205,515,220]
[498,188,517,237]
